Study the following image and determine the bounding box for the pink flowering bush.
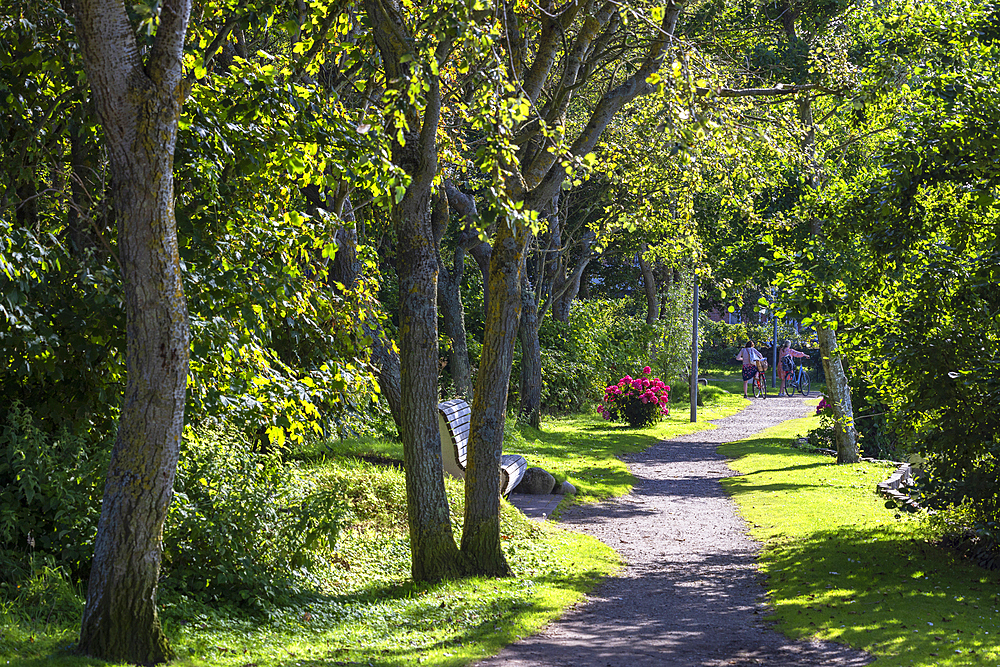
[816,396,831,416]
[597,366,670,428]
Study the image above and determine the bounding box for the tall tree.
[462,0,690,573]
[72,0,191,661]
[364,0,467,580]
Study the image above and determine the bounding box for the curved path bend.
[478,396,873,667]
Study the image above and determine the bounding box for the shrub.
[930,503,1000,571]
[522,293,694,414]
[536,314,604,413]
[0,552,83,624]
[0,403,108,578]
[162,427,343,607]
[597,367,670,428]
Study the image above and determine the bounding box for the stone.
[516,467,555,495]
[554,481,576,495]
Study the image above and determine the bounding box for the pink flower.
[643,366,652,375]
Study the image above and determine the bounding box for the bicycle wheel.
[754,374,767,399]
[798,372,811,397]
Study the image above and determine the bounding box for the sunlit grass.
[720,416,1000,667]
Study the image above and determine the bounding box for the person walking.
[736,340,763,399]
[778,339,808,396]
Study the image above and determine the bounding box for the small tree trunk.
[328,204,404,435]
[435,187,474,399]
[66,117,99,255]
[438,248,473,398]
[444,183,491,321]
[518,274,541,428]
[463,221,526,576]
[639,246,659,324]
[817,326,860,463]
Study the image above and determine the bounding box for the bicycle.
[783,357,811,396]
[752,362,768,399]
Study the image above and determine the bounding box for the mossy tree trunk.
[395,171,464,580]
[461,0,687,576]
[72,0,191,663]
[463,221,527,576]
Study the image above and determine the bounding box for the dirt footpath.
[476,396,874,667]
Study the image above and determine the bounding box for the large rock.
[553,480,577,495]
[516,467,556,495]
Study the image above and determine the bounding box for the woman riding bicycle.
[778,339,808,397]
[736,340,764,399]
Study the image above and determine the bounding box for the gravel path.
[476,396,874,667]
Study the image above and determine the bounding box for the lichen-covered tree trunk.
[365,0,463,581]
[517,274,541,428]
[817,326,860,463]
[73,0,191,662]
[395,183,464,580]
[463,221,526,576]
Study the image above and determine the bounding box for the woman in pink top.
[778,339,808,396]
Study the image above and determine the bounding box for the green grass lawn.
[720,416,1000,667]
[12,394,986,667]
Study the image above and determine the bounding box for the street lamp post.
[691,277,699,423]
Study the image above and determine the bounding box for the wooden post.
[691,277,699,423]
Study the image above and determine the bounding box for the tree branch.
[148,0,191,90]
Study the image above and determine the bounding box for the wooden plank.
[452,422,470,442]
